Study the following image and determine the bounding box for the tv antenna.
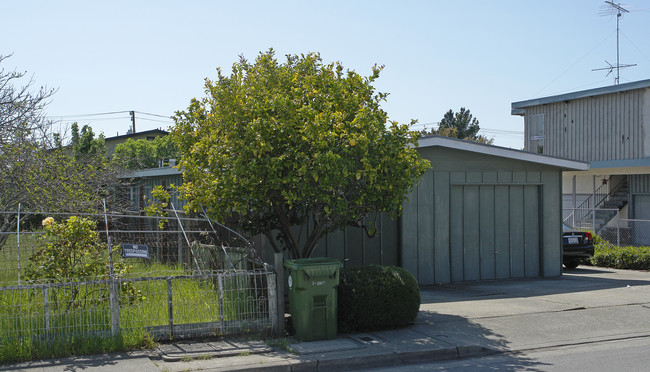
[592,1,637,84]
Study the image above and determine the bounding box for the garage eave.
[417,136,589,171]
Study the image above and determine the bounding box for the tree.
[0,55,124,248]
[70,122,106,159]
[172,50,430,259]
[26,216,140,310]
[424,107,493,144]
[113,135,179,169]
[0,54,55,245]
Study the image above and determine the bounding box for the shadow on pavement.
[0,352,141,372]
[412,312,548,372]
[419,266,650,304]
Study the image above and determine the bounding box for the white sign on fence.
[121,244,150,259]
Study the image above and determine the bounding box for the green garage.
[401,136,588,285]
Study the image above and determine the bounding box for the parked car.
[563,223,594,269]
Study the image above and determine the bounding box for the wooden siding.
[401,146,563,285]
[524,89,647,162]
[402,168,562,284]
[259,213,400,269]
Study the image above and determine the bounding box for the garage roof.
[418,136,589,171]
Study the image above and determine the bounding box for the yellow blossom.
[42,217,54,227]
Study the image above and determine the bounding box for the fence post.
[103,200,120,335]
[167,277,174,338]
[109,281,120,336]
[274,252,285,336]
[43,286,50,339]
[267,271,278,334]
[617,213,620,247]
[217,274,225,333]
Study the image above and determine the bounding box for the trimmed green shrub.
[337,265,420,332]
[590,231,610,247]
[591,245,650,270]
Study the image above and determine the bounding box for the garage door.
[449,185,541,282]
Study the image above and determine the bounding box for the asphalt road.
[363,336,650,372]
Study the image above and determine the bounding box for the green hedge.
[337,265,420,332]
[591,245,650,270]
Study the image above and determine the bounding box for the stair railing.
[566,177,627,230]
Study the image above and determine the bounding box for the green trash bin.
[285,258,342,341]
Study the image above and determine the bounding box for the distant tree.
[113,135,179,169]
[423,107,493,144]
[172,50,430,259]
[439,107,479,139]
[70,122,106,159]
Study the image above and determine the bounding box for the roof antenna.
[592,1,637,84]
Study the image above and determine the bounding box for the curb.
[310,345,498,372]
[186,345,499,372]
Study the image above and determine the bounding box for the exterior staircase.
[567,176,629,233]
[593,179,629,233]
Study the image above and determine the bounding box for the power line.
[138,117,174,124]
[47,110,173,122]
[134,111,173,119]
[534,32,614,97]
[47,110,131,119]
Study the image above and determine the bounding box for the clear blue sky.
[5,0,649,148]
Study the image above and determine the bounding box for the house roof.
[120,166,181,179]
[511,79,650,115]
[104,129,169,142]
[418,136,589,171]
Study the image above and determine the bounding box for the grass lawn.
[0,233,269,363]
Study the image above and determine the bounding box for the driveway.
[416,266,650,353]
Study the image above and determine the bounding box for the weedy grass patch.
[0,234,263,364]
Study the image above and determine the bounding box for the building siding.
[630,174,650,194]
[524,89,647,162]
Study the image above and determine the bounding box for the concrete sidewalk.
[3,266,650,371]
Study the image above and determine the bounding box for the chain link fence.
[564,208,650,247]
[599,219,650,247]
[0,209,278,347]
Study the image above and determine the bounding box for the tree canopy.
[70,122,106,159]
[172,50,430,258]
[422,107,493,144]
[113,135,178,170]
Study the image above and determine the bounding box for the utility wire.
[138,117,174,124]
[533,31,614,97]
[48,110,173,122]
[134,111,173,119]
[621,30,650,64]
[48,110,131,118]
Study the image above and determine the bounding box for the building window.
[528,114,544,154]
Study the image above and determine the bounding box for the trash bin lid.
[285,258,342,278]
